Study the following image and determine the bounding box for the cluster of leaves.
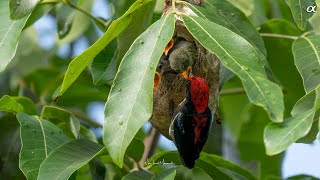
[0,0,319,179]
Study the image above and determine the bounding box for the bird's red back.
[188,76,209,114]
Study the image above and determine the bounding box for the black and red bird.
[169,71,213,169]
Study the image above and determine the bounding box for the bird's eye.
[158,63,162,70]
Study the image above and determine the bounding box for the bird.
[169,67,213,168]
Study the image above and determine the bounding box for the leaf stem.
[220,88,246,95]
[64,0,108,28]
[172,0,176,11]
[221,86,285,95]
[260,33,299,40]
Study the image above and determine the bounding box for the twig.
[139,127,160,167]
[64,0,108,27]
[69,110,103,128]
[260,33,299,40]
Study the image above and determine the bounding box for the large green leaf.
[0,95,37,115]
[0,0,29,72]
[259,19,305,117]
[181,15,284,122]
[292,35,320,93]
[103,14,175,167]
[288,0,315,30]
[41,106,80,138]
[185,0,266,60]
[57,0,153,97]
[9,0,40,20]
[17,113,69,180]
[37,139,105,180]
[264,109,315,155]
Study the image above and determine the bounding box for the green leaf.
[125,138,144,162]
[148,151,181,166]
[90,39,118,86]
[149,151,256,180]
[292,35,320,93]
[41,106,80,138]
[0,114,25,179]
[186,0,266,60]
[57,0,93,45]
[116,0,156,65]
[0,95,24,113]
[17,112,69,180]
[57,0,153,97]
[9,0,40,20]
[123,168,176,180]
[287,174,320,180]
[259,19,305,117]
[103,13,175,167]
[37,139,105,180]
[122,171,153,179]
[219,77,249,136]
[197,152,257,180]
[309,0,320,34]
[181,15,284,122]
[56,2,75,39]
[291,86,320,116]
[0,0,30,72]
[264,109,316,155]
[24,3,55,29]
[176,166,211,180]
[288,0,315,30]
[238,105,270,160]
[226,0,254,16]
[0,95,37,114]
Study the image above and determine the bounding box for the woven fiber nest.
[150,2,220,139]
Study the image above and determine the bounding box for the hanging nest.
[150,0,220,139]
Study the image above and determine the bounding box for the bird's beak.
[164,38,174,56]
[179,66,192,80]
[153,72,161,92]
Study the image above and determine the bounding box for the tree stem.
[260,33,299,40]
